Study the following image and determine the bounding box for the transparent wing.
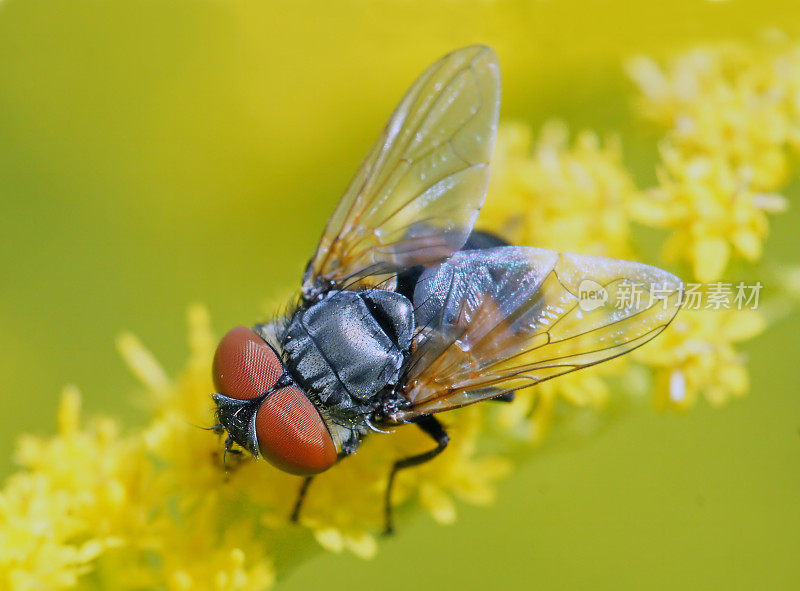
[302,46,501,300]
[394,247,683,420]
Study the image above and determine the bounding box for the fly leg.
[221,432,245,478]
[290,476,314,523]
[384,415,449,535]
[223,432,242,462]
[205,423,244,473]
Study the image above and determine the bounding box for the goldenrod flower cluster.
[0,305,511,590]
[627,35,794,281]
[481,37,799,416]
[622,36,800,408]
[636,308,766,410]
[1,37,796,590]
[479,121,636,260]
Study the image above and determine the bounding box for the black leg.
[220,433,245,480]
[290,476,314,523]
[223,433,243,464]
[384,415,450,535]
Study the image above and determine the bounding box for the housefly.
[210,46,683,533]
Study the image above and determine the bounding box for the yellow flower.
[635,308,766,410]
[627,37,794,281]
[632,145,788,282]
[494,358,625,444]
[627,40,795,191]
[0,387,129,591]
[479,121,637,259]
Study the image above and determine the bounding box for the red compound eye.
[255,386,337,475]
[213,326,282,401]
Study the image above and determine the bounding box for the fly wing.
[394,247,683,420]
[302,46,500,300]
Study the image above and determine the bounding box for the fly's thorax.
[281,289,415,411]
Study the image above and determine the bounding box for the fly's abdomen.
[283,290,414,409]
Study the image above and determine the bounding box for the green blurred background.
[1,0,799,588]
